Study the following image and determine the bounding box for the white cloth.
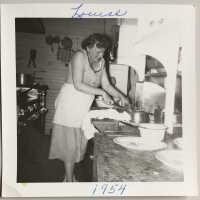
[81,109,131,140]
[53,83,94,127]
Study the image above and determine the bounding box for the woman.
[49,33,129,181]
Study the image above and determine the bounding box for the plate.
[155,149,183,172]
[113,136,167,151]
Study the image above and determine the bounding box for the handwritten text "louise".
[71,3,128,18]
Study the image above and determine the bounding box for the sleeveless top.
[53,50,105,127]
[66,50,105,88]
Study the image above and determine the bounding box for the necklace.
[86,51,102,73]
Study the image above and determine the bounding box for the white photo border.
[1,3,198,197]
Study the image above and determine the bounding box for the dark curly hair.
[81,33,112,50]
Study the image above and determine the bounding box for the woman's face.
[87,44,105,64]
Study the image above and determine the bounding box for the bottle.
[154,104,162,123]
[161,110,165,123]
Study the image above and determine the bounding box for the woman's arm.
[72,51,113,104]
[101,67,130,106]
[128,68,139,105]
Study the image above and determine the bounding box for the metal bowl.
[131,110,150,123]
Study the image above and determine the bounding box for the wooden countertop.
[92,120,183,182]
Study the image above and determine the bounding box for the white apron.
[53,83,95,128]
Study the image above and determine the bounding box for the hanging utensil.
[27,49,37,68]
[61,36,73,49]
[45,35,54,52]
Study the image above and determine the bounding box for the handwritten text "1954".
[71,3,128,18]
[92,183,127,196]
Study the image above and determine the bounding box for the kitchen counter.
[92,120,183,182]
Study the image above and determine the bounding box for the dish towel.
[81,109,131,140]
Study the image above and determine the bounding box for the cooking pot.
[17,73,34,86]
[131,110,150,123]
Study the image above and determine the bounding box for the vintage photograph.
[16,18,183,183]
[1,3,198,197]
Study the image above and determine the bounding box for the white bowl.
[138,123,167,143]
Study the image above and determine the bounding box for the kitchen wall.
[16,18,118,134]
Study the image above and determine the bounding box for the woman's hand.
[119,95,130,107]
[102,91,114,105]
